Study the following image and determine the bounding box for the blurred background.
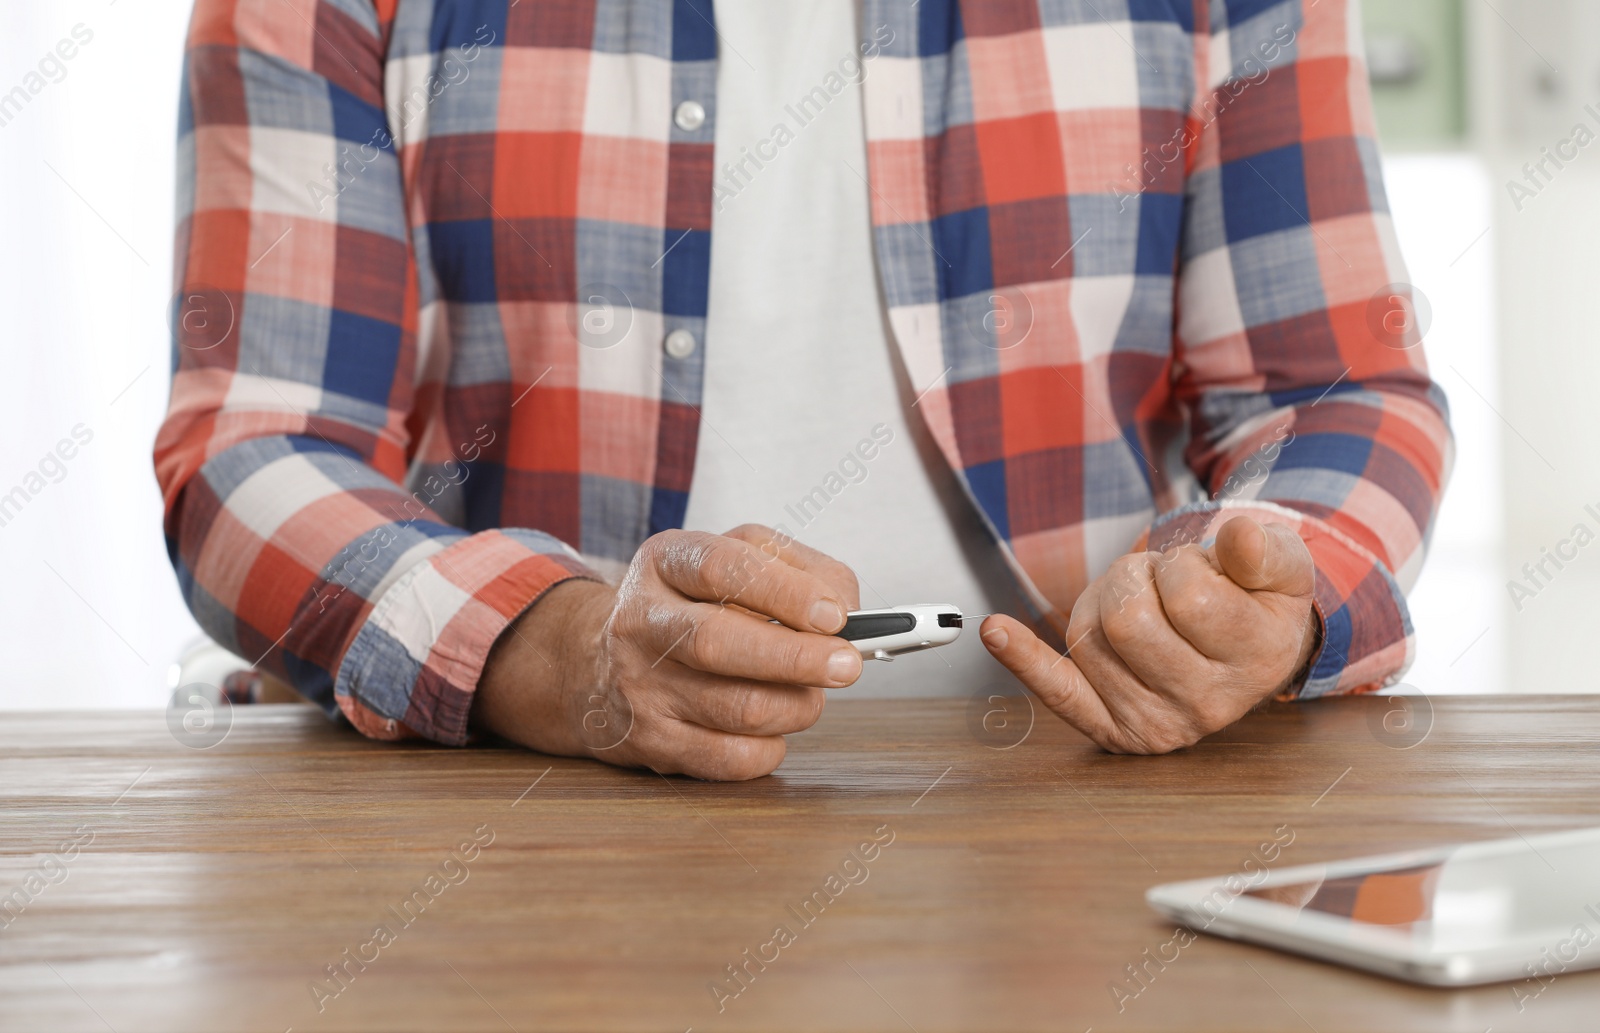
[0,0,1584,708]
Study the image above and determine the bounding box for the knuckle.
[1100,594,1155,645]
[833,566,861,610]
[1065,601,1096,645]
[731,555,772,600]
[678,612,716,668]
[809,556,859,606]
[724,522,775,544]
[1164,586,1215,627]
[700,542,748,593]
[1065,615,1105,664]
[1187,690,1236,734]
[1029,668,1075,713]
[630,533,668,581]
[777,635,818,684]
[637,603,680,654]
[646,530,714,585]
[797,686,826,728]
[767,578,813,624]
[715,735,782,781]
[1159,716,1203,753]
[607,713,663,766]
[642,528,689,564]
[1147,548,1181,577]
[1151,544,1198,578]
[1138,728,1182,755]
[1130,711,1187,754]
[1150,734,1185,755]
[1013,644,1072,707]
[729,685,770,732]
[1108,554,1144,579]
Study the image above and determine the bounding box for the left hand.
[980,516,1319,754]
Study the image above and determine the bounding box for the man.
[156,0,1451,780]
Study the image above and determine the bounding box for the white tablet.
[1147,825,1600,987]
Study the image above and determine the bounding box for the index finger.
[722,523,861,611]
[650,531,851,635]
[978,614,1123,749]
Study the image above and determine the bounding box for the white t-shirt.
[681,0,1026,697]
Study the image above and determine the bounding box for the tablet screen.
[1243,831,1600,953]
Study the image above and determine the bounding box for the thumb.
[1212,516,1314,598]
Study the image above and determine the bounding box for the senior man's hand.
[980,516,1319,754]
[475,524,862,781]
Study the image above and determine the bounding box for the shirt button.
[674,100,706,132]
[663,328,697,359]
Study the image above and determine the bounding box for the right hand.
[474,524,863,780]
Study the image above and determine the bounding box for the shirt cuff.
[332,527,599,746]
[1139,499,1414,700]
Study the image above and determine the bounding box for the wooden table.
[3,696,1599,1032]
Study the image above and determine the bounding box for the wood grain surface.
[3,695,1600,1032]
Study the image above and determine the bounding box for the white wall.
[1383,154,1504,696]
[1488,159,1600,693]
[0,0,200,707]
[1468,0,1600,694]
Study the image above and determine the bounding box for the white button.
[663,328,697,359]
[674,100,706,132]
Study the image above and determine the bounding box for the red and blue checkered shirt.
[155,0,1453,745]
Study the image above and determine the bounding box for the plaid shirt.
[156,0,1452,745]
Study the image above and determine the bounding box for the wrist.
[474,577,615,754]
[1278,607,1323,698]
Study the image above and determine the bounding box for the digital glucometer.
[836,604,988,661]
